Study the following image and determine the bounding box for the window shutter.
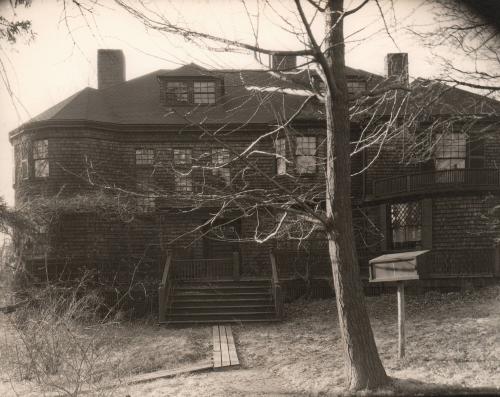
[379,204,389,251]
[421,198,433,249]
[468,137,485,169]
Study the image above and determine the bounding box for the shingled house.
[10,50,500,322]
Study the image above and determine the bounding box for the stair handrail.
[269,249,284,319]
[158,250,173,322]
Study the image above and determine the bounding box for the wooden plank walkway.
[213,324,240,369]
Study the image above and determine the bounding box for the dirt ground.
[1,285,499,396]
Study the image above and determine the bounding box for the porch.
[371,168,500,200]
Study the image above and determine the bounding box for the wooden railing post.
[269,249,283,319]
[232,251,240,281]
[495,244,500,277]
[158,249,172,322]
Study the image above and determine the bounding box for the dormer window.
[161,78,220,106]
[166,82,188,104]
[194,81,216,104]
[347,80,366,97]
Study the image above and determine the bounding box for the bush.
[3,274,117,396]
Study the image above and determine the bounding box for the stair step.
[164,312,278,322]
[170,305,275,313]
[159,318,281,325]
[174,292,272,300]
[176,280,271,285]
[173,298,272,307]
[175,287,271,294]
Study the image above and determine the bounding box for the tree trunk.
[323,0,390,390]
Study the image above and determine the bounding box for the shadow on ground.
[388,377,500,396]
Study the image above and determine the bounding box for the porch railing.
[372,168,500,199]
[158,250,173,322]
[172,256,236,280]
[269,249,284,319]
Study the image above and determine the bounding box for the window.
[212,148,230,185]
[347,80,366,96]
[135,149,154,165]
[136,168,155,212]
[173,149,192,165]
[33,139,49,178]
[275,138,287,175]
[166,82,188,103]
[174,149,193,193]
[194,81,216,104]
[434,132,467,170]
[162,79,218,105]
[175,173,193,193]
[296,136,316,174]
[390,202,421,250]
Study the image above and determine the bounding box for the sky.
[0,0,455,205]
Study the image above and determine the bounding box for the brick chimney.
[97,49,125,89]
[270,54,297,71]
[385,53,408,86]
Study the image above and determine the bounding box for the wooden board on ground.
[225,325,240,366]
[125,361,213,385]
[213,325,222,368]
[212,324,240,369]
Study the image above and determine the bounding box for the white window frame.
[295,136,317,175]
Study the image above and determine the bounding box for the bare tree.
[99,0,397,390]
[414,0,500,95]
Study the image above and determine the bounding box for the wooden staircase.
[159,280,281,324]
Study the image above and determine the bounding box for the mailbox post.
[397,281,405,359]
[369,250,429,359]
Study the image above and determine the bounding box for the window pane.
[434,132,466,170]
[174,149,192,165]
[296,156,316,174]
[136,149,154,165]
[296,136,316,155]
[35,159,49,178]
[194,81,216,104]
[212,148,229,166]
[175,173,193,192]
[211,148,230,184]
[390,202,422,249]
[166,82,188,103]
[137,196,155,212]
[33,140,48,160]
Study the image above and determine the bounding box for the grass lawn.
[121,285,500,396]
[1,284,499,396]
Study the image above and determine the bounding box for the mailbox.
[369,250,429,282]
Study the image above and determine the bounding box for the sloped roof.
[13,62,500,134]
[410,78,500,116]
